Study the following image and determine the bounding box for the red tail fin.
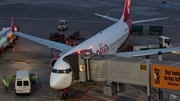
[11,16,15,33]
[123,0,130,22]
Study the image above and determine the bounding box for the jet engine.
[50,55,60,68]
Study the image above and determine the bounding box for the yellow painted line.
[1,59,49,67]
[108,6,124,16]
[107,8,115,16]
[9,60,27,64]
[68,82,85,97]
[29,62,49,66]
[41,95,60,99]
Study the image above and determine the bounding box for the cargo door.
[16,80,23,93]
[22,80,30,93]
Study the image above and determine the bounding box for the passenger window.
[17,81,22,86]
[24,81,29,86]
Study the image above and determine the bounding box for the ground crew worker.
[2,77,9,91]
[30,73,36,85]
[8,75,13,82]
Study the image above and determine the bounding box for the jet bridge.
[89,54,150,96]
[65,51,180,101]
[88,54,180,101]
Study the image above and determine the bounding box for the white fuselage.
[62,22,129,58]
[50,21,130,90]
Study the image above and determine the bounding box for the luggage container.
[149,25,163,35]
[132,25,143,34]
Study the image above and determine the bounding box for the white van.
[15,70,31,95]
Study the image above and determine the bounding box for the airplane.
[0,17,19,51]
[14,0,180,99]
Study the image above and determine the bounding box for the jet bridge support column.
[84,51,91,81]
[158,51,163,101]
[158,51,162,61]
[146,55,151,101]
[78,50,93,82]
[78,57,86,82]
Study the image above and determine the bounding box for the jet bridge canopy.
[89,54,149,86]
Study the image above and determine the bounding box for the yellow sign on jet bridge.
[140,64,147,71]
[152,64,180,90]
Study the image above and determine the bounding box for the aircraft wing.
[132,17,169,24]
[95,13,169,24]
[95,13,119,22]
[116,47,180,58]
[15,32,73,52]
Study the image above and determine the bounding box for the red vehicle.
[65,31,85,46]
[49,32,65,43]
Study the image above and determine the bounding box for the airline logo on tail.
[123,0,130,22]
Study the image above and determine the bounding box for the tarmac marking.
[89,86,101,88]
[78,82,96,99]
[90,88,147,101]
[41,95,60,99]
[68,82,85,97]
[125,86,139,91]
[121,92,148,101]
[85,94,104,101]
[1,59,49,66]
[163,90,180,97]
[9,60,27,64]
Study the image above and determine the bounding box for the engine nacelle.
[50,55,60,68]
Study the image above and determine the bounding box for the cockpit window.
[165,39,171,43]
[52,69,58,73]
[52,68,72,74]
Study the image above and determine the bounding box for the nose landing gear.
[61,88,68,101]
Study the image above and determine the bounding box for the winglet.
[11,16,15,33]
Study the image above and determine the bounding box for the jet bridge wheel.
[16,36,20,40]
[9,39,16,48]
[8,42,13,48]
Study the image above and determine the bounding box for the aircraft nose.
[50,73,59,89]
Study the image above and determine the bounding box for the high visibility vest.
[6,79,9,87]
[8,76,12,82]
[2,79,8,87]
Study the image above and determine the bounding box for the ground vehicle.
[0,24,19,51]
[149,25,163,35]
[58,20,68,31]
[159,36,171,48]
[49,32,65,43]
[132,36,171,51]
[69,31,84,40]
[132,25,143,34]
[15,70,31,95]
[66,31,85,46]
